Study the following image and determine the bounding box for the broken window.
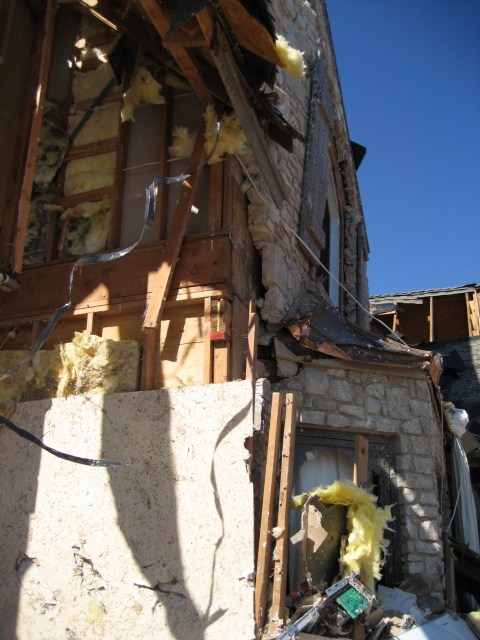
[290,429,401,590]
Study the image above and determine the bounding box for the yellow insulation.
[293,481,392,590]
[68,103,121,146]
[72,63,117,104]
[275,35,305,78]
[64,151,116,196]
[0,334,140,417]
[169,106,248,164]
[61,200,112,255]
[121,66,166,123]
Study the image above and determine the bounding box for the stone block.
[409,399,433,418]
[400,419,422,435]
[329,379,353,403]
[365,381,386,399]
[365,396,381,415]
[341,404,365,419]
[299,410,325,426]
[304,370,329,394]
[325,413,350,428]
[419,520,440,541]
[385,387,411,419]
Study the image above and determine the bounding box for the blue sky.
[325,1,480,296]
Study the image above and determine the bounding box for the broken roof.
[281,287,435,369]
[370,283,480,313]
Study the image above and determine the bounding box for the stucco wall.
[0,380,264,640]
[275,358,445,594]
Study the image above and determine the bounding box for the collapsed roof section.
[280,287,437,370]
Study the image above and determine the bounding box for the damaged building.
[0,0,477,638]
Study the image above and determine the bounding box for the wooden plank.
[203,297,212,383]
[254,392,284,633]
[136,0,211,105]
[230,295,248,381]
[66,138,119,161]
[245,291,258,380]
[269,393,297,633]
[216,0,282,67]
[353,435,369,486]
[83,311,101,336]
[208,162,224,231]
[211,23,287,209]
[212,341,229,382]
[141,327,157,390]
[143,124,207,329]
[12,0,57,273]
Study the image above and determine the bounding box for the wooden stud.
[210,23,287,209]
[83,312,101,336]
[136,0,211,105]
[254,392,284,634]
[203,297,212,384]
[141,327,157,390]
[269,393,297,634]
[245,291,258,380]
[143,123,207,329]
[212,340,230,383]
[12,0,57,273]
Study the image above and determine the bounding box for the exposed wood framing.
[269,393,297,634]
[210,22,287,209]
[203,297,212,383]
[465,291,480,337]
[208,162,224,231]
[255,392,284,633]
[136,0,211,104]
[83,312,101,336]
[212,341,229,382]
[143,124,207,329]
[12,0,57,273]
[216,0,282,67]
[245,291,259,380]
[154,96,172,241]
[141,327,157,390]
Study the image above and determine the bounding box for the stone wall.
[239,0,370,327]
[0,380,264,640]
[274,358,445,594]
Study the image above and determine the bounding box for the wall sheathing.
[274,359,445,594]
[0,380,264,640]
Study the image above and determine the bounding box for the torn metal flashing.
[282,288,434,368]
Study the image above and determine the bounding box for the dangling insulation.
[169,106,247,164]
[61,200,112,255]
[64,151,116,196]
[275,35,305,78]
[293,481,392,590]
[204,104,247,164]
[72,63,117,104]
[121,65,166,123]
[68,103,121,146]
[57,333,140,396]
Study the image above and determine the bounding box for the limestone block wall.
[239,0,370,327]
[0,380,263,640]
[274,359,445,594]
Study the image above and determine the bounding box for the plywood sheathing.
[0,381,257,639]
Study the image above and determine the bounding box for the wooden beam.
[216,0,282,67]
[12,0,57,273]
[203,297,212,383]
[269,393,297,634]
[136,0,211,104]
[210,23,287,209]
[212,341,230,382]
[255,392,284,633]
[245,291,258,380]
[141,327,157,390]
[143,124,207,329]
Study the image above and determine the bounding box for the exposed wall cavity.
[0,333,140,417]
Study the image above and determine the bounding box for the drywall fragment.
[64,151,116,196]
[275,35,305,78]
[61,200,112,255]
[68,103,121,146]
[72,64,117,104]
[121,65,166,122]
[293,481,392,591]
[57,332,140,396]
